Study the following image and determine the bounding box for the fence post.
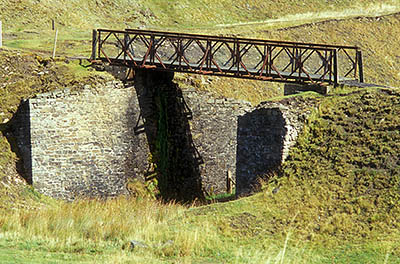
[150,34,155,64]
[52,29,58,59]
[0,21,3,48]
[357,50,364,83]
[268,45,272,75]
[333,49,338,87]
[97,30,101,60]
[178,38,182,69]
[91,29,97,60]
[226,170,233,194]
[235,39,240,75]
[206,39,211,70]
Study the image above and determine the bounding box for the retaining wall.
[13,81,150,200]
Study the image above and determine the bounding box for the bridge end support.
[91,29,97,60]
[284,83,331,95]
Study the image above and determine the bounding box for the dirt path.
[214,4,400,29]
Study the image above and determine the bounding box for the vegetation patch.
[258,87,400,245]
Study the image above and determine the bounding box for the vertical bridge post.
[150,34,155,64]
[333,49,338,87]
[357,50,364,83]
[124,32,128,62]
[91,29,97,60]
[235,38,240,75]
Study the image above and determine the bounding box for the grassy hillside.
[270,87,400,241]
[1,0,398,31]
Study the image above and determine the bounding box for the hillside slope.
[1,0,398,30]
[269,87,400,241]
[2,1,400,105]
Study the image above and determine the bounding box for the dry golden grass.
[0,194,345,263]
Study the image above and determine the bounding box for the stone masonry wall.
[19,81,151,200]
[181,88,252,194]
[12,70,313,200]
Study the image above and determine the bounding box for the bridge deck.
[106,57,352,83]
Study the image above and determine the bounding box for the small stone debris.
[272,186,280,194]
[123,239,174,251]
[129,240,149,250]
[157,240,174,248]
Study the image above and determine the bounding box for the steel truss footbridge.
[92,28,364,86]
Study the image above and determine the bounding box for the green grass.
[205,189,236,202]
[0,244,98,264]
[0,192,399,263]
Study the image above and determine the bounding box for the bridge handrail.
[98,28,360,50]
[125,29,360,50]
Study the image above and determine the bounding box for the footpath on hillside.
[214,4,400,29]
